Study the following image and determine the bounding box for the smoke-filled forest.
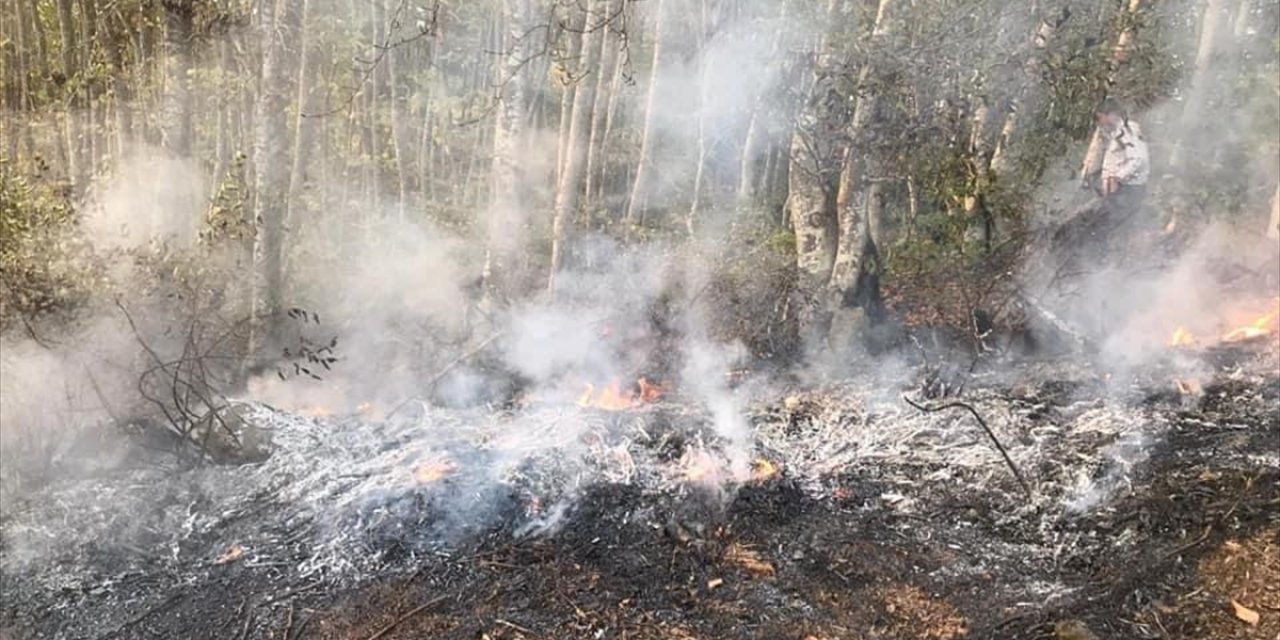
[2,0,1279,638]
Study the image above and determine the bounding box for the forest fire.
[750,458,781,483]
[1169,326,1195,347]
[577,377,666,411]
[1174,378,1203,395]
[1221,299,1280,343]
[413,456,459,484]
[1167,298,1280,349]
[681,448,723,484]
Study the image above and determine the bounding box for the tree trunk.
[550,0,603,292]
[384,0,411,219]
[687,0,714,234]
[102,3,133,156]
[1171,0,1228,168]
[250,0,303,358]
[1078,0,1144,184]
[55,0,84,192]
[482,0,531,303]
[990,6,1066,177]
[554,8,585,187]
[213,40,233,184]
[624,0,668,226]
[595,18,627,214]
[8,0,30,161]
[829,0,895,319]
[161,0,194,159]
[1268,182,1280,240]
[788,0,848,300]
[583,0,618,210]
[286,0,315,225]
[80,0,100,177]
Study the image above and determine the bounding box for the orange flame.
[413,457,458,484]
[1222,299,1280,343]
[1169,326,1195,347]
[577,377,667,411]
[638,377,666,403]
[300,405,334,418]
[750,458,781,483]
[682,449,722,484]
[1174,378,1203,395]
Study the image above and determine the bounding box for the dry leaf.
[725,543,776,577]
[1232,599,1260,626]
[214,544,245,565]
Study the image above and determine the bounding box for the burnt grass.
[2,359,1278,640]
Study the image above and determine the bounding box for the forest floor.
[1,339,1277,640]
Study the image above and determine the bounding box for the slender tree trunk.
[161,0,194,160]
[1079,0,1144,184]
[102,4,133,156]
[1231,0,1253,37]
[287,0,315,225]
[990,7,1066,177]
[829,0,895,319]
[788,0,847,302]
[596,19,627,213]
[417,36,439,210]
[213,40,234,184]
[554,9,585,187]
[1171,0,1228,168]
[1268,182,1280,240]
[482,0,530,303]
[80,0,100,177]
[624,0,668,226]
[365,0,383,209]
[55,0,84,192]
[583,0,618,210]
[30,0,50,80]
[385,0,411,219]
[8,0,30,161]
[688,0,714,234]
[550,0,603,293]
[250,0,303,358]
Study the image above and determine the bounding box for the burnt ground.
[2,346,1277,640]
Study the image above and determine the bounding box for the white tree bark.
[550,0,603,293]
[1079,0,1144,184]
[624,0,668,226]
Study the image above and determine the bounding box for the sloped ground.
[2,345,1277,640]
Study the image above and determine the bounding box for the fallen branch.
[1161,474,1255,560]
[366,595,448,640]
[386,331,504,420]
[902,395,1031,496]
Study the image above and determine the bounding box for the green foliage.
[0,162,99,330]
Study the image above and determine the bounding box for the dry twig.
[365,595,448,640]
[902,395,1031,496]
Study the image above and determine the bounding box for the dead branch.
[365,595,448,640]
[902,395,1031,496]
[386,331,505,420]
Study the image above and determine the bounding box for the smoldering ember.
[2,2,1279,640]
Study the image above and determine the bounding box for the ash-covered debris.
[2,344,1278,639]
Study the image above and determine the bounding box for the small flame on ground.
[1222,299,1280,343]
[1174,378,1203,395]
[1169,326,1196,347]
[681,448,722,484]
[300,405,334,418]
[750,458,781,482]
[577,377,667,411]
[413,457,458,484]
